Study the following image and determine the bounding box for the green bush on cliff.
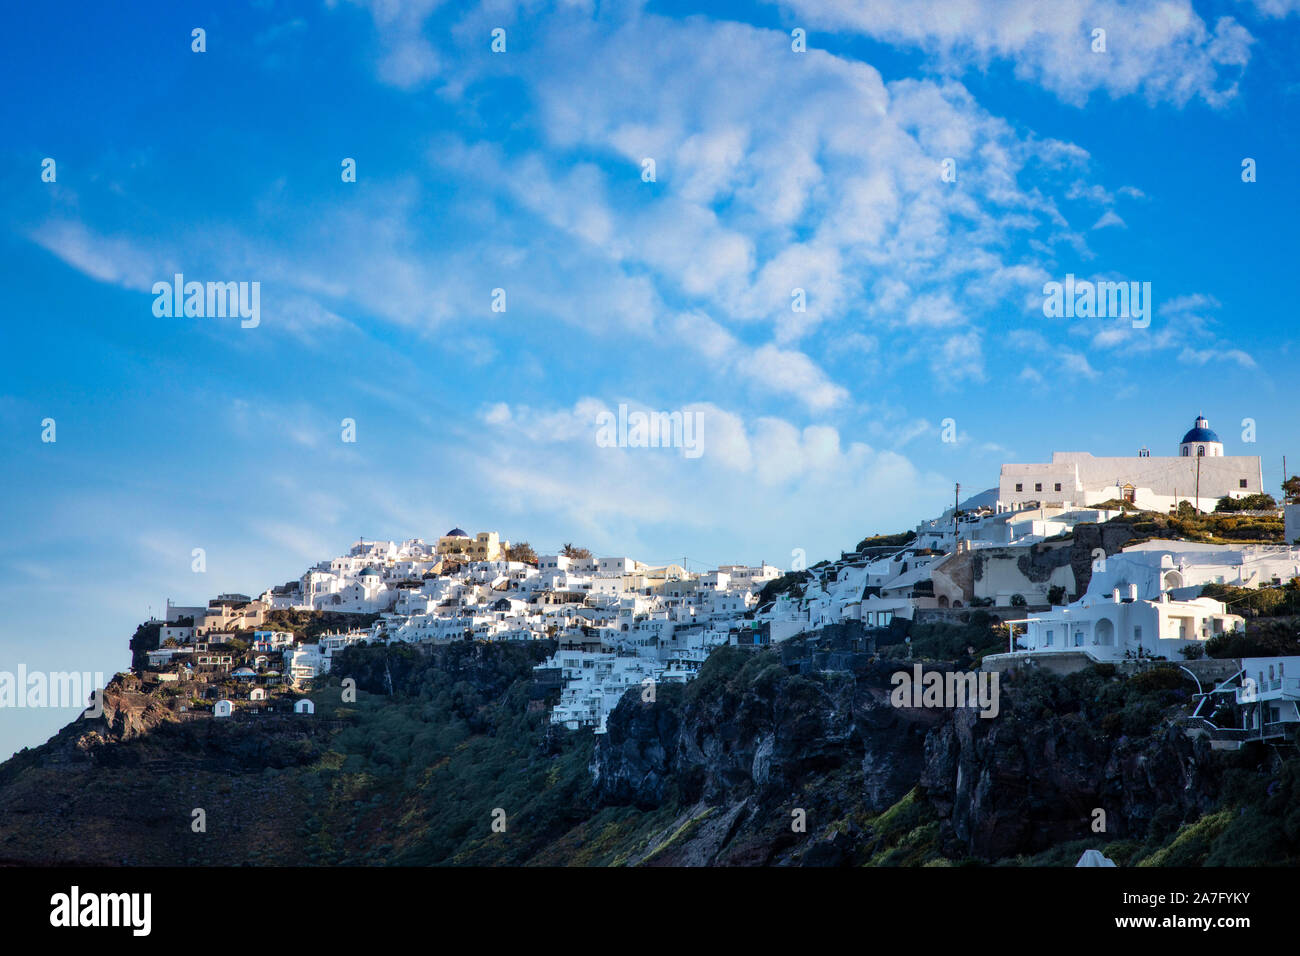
[854,530,917,551]
[1202,580,1300,616]
[1000,663,1193,737]
[1108,509,1284,544]
[282,641,600,866]
[261,609,382,642]
[1206,617,1300,658]
[685,644,777,703]
[881,616,1006,663]
[756,572,809,607]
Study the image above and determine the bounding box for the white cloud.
[1179,346,1256,368]
[672,313,848,411]
[747,344,849,411]
[347,0,444,88]
[932,330,987,384]
[473,397,951,560]
[775,0,1254,107]
[905,292,966,327]
[29,220,161,292]
[1236,0,1300,17]
[37,3,1162,410]
[405,10,1119,392]
[1062,350,1100,378]
[1087,291,1257,369]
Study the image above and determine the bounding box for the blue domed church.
[998,414,1263,513]
[1179,415,1224,458]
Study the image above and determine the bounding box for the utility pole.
[1195,453,1201,515]
[954,483,961,547]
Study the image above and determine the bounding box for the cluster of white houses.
[148,416,1300,740]
[153,529,784,733]
[752,415,1300,744]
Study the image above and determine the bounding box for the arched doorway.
[1163,570,1183,590]
[1095,618,1114,646]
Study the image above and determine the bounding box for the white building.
[1185,657,1300,748]
[990,541,1287,664]
[597,556,636,576]
[1003,587,1242,662]
[1237,657,1300,729]
[286,644,325,683]
[998,415,1262,513]
[252,630,294,652]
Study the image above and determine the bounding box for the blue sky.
[1,0,1298,757]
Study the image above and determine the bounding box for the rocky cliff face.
[922,699,1218,860]
[591,643,1227,864]
[594,658,946,817]
[0,635,1270,866]
[84,673,178,745]
[1069,522,1144,596]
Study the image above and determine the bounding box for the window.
[1182,448,1189,457]
[1054,483,1062,492]
[1035,483,1042,492]
[1197,445,1205,456]
[1044,629,1053,646]
[1240,479,1248,488]
[1133,626,1142,641]
[1015,483,1023,492]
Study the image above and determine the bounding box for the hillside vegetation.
[6,618,1300,866]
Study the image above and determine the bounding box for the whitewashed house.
[1186,657,1300,748]
[1236,657,1300,734]
[287,644,325,682]
[1001,584,1242,663]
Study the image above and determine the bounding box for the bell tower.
[1179,414,1224,458]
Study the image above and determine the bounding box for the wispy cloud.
[773,0,1254,107]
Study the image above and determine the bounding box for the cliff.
[0,632,1293,866]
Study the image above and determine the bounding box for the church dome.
[445,528,469,538]
[360,566,381,577]
[1180,415,1220,445]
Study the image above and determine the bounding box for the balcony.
[1236,677,1300,701]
